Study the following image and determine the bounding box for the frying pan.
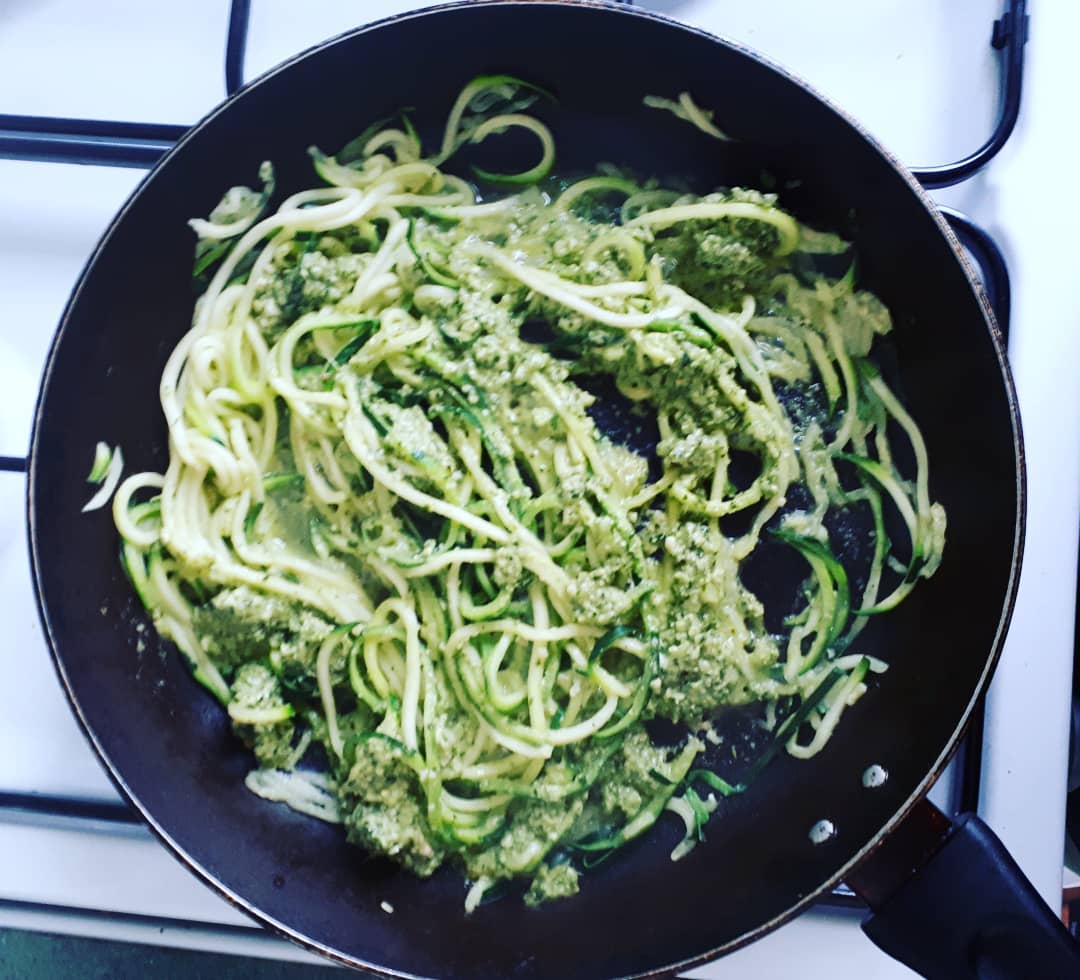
[26,2,1080,977]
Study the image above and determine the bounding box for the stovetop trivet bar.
[910,0,1027,189]
[0,115,185,169]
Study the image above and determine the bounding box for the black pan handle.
[849,800,1080,979]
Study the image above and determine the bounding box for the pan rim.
[25,2,1027,977]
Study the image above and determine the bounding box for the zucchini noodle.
[109,77,945,909]
[644,91,732,141]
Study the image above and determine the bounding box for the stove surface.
[0,2,1076,977]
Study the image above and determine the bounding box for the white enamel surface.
[0,2,1075,977]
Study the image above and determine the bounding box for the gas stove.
[1,2,1076,976]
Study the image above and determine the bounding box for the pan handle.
[849,800,1080,979]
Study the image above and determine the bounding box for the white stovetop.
[0,2,1077,976]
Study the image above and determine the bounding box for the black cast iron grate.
[0,0,1026,918]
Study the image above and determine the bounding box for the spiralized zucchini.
[111,76,945,905]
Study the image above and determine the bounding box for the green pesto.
[229,664,296,769]
[121,79,944,910]
[525,862,580,906]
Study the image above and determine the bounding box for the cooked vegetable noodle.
[110,76,945,907]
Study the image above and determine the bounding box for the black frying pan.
[26,3,1079,978]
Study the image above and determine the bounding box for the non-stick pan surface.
[28,3,1022,977]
